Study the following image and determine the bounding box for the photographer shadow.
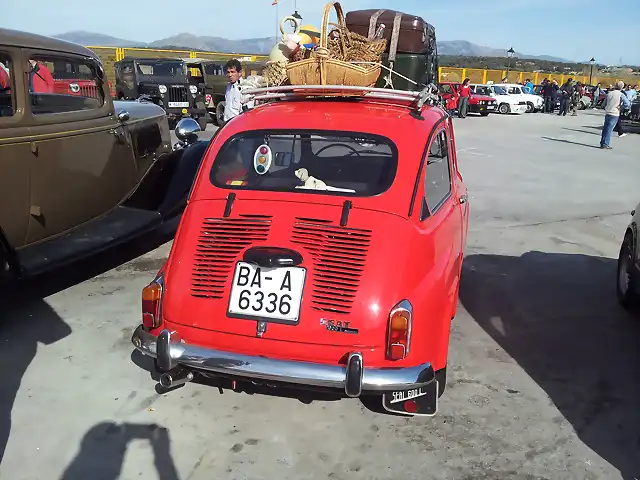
[459,251,640,479]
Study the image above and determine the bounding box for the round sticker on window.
[253,144,272,175]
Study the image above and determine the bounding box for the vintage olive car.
[114,57,209,130]
[183,57,266,125]
[0,28,209,286]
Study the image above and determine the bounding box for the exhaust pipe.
[159,367,194,389]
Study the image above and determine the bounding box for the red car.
[439,81,496,116]
[131,85,470,417]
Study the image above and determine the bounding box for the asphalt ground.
[1,109,639,480]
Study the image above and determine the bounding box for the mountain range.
[54,31,572,63]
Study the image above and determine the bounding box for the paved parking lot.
[1,111,639,480]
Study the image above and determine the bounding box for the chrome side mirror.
[117,111,130,122]
[175,117,201,144]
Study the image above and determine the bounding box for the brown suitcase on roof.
[345,9,431,55]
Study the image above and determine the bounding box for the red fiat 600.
[131,85,470,417]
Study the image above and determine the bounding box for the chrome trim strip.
[131,326,434,392]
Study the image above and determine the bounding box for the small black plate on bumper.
[382,380,438,416]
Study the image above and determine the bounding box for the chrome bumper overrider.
[131,326,435,397]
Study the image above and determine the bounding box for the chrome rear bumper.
[131,326,435,397]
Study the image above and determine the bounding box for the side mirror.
[175,117,201,144]
[117,111,130,122]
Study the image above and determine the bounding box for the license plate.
[168,102,189,108]
[227,262,306,324]
[487,105,494,109]
[382,380,439,416]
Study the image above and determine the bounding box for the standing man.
[591,82,602,108]
[222,59,252,125]
[600,81,631,149]
[558,77,574,116]
[457,78,472,118]
[524,78,534,94]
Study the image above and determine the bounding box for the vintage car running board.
[16,206,163,277]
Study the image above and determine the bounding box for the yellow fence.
[85,46,639,93]
[438,67,639,88]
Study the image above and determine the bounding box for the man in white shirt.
[600,81,631,149]
[223,59,245,124]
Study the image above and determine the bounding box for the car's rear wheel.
[498,103,510,114]
[215,101,226,126]
[197,114,208,132]
[617,232,638,310]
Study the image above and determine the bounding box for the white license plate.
[228,262,306,323]
[168,102,189,108]
[487,105,495,109]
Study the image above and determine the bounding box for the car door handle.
[459,194,468,204]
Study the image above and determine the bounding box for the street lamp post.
[506,47,515,81]
[589,57,595,85]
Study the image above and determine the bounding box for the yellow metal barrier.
[85,46,639,91]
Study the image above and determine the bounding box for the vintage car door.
[24,49,137,244]
[446,118,468,251]
[0,48,31,250]
[412,124,463,308]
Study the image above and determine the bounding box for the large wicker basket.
[286,1,384,87]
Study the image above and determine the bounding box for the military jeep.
[183,57,267,126]
[114,57,208,130]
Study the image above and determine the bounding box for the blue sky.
[1,0,638,65]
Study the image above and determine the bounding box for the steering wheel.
[345,149,385,156]
[314,143,361,157]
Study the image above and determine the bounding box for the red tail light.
[142,274,164,329]
[386,300,412,361]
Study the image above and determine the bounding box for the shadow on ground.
[460,251,640,480]
[59,422,180,480]
[541,136,601,149]
[0,219,178,470]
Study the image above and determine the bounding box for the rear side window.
[423,130,452,214]
[0,53,14,118]
[29,54,104,115]
[209,130,398,197]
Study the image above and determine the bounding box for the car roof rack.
[240,84,442,118]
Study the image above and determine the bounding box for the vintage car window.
[122,65,134,74]
[492,86,508,95]
[209,130,398,197]
[508,87,520,94]
[0,53,15,118]
[135,61,186,79]
[29,54,104,115]
[423,130,452,214]
[439,84,454,94]
[474,86,492,96]
[204,63,225,76]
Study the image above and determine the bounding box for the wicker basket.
[286,1,384,87]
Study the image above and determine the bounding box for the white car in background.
[495,83,544,113]
[470,84,528,115]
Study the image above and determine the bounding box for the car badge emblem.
[69,83,80,93]
[181,108,188,115]
[256,321,267,338]
[320,318,358,334]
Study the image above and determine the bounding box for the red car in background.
[439,81,496,116]
[131,85,470,417]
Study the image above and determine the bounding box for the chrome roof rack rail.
[240,84,443,117]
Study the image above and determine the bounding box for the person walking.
[569,82,582,116]
[457,78,472,118]
[600,81,631,149]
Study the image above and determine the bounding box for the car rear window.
[209,130,398,197]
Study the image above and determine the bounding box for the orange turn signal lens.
[387,301,412,361]
[142,282,162,302]
[142,277,164,329]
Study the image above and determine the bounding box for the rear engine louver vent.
[191,215,272,298]
[291,218,371,315]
